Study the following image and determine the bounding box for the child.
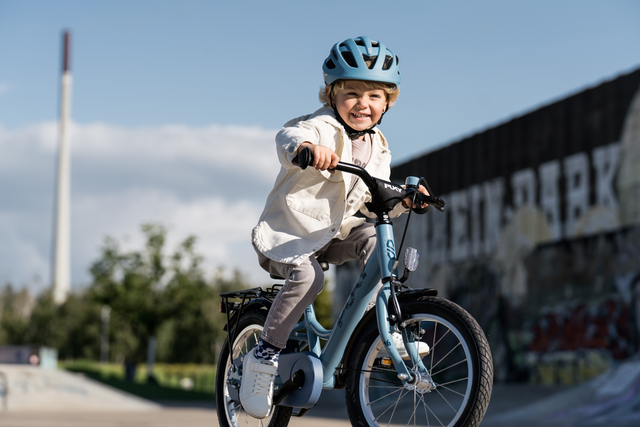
[241,36,428,418]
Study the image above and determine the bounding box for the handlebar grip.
[297,147,314,170]
[415,192,446,212]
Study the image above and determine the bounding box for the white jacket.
[252,107,406,265]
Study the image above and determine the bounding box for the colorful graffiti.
[528,297,635,359]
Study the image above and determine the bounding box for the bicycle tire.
[215,309,293,427]
[345,296,493,427]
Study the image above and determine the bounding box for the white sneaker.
[239,348,278,419]
[381,332,430,361]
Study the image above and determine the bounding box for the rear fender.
[223,298,272,332]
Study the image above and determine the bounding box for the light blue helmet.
[322,36,400,87]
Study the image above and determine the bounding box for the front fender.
[396,287,438,303]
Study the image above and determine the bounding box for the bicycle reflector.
[403,247,419,272]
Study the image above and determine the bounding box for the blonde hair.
[318,80,400,108]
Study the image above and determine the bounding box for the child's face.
[330,80,387,132]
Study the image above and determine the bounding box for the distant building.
[337,67,640,384]
[0,345,58,369]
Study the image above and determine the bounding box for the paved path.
[3,361,640,427]
[0,363,571,426]
[0,364,158,412]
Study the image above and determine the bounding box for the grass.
[62,360,216,402]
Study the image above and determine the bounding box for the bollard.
[0,370,7,411]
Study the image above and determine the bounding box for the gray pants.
[255,223,376,348]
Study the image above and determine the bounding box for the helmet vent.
[363,55,376,69]
[325,59,336,69]
[382,55,394,71]
[354,39,378,48]
[341,51,358,68]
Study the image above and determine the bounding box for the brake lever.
[416,178,446,212]
[429,196,446,212]
[415,193,445,212]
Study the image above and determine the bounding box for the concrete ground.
[0,363,569,427]
[2,361,640,426]
[0,385,569,427]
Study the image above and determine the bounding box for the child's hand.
[402,185,430,209]
[297,142,340,172]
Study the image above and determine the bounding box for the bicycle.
[216,148,493,427]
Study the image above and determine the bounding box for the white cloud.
[0,211,50,292]
[0,121,281,291]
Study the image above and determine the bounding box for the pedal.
[375,357,394,368]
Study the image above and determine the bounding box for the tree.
[0,285,102,360]
[0,224,255,367]
[89,224,172,364]
[88,223,249,367]
[0,285,33,345]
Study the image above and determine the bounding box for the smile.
[351,113,369,119]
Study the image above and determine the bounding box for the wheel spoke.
[374,387,411,425]
[430,341,461,371]
[434,386,460,413]
[421,393,431,427]
[368,376,405,386]
[422,395,446,427]
[430,326,452,354]
[430,321,438,372]
[436,385,468,399]
[437,376,469,388]
[409,390,417,427]
[366,386,404,406]
[364,367,399,374]
[430,357,467,377]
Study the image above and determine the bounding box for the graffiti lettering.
[425,142,621,264]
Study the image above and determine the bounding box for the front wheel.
[215,309,293,427]
[345,297,493,427]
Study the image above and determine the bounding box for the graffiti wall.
[336,68,640,384]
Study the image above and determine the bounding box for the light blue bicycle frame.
[287,193,427,389]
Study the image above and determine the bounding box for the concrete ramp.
[484,358,640,427]
[0,364,159,412]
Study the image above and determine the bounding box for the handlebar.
[298,145,377,190]
[297,147,445,212]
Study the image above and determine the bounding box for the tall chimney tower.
[52,30,72,304]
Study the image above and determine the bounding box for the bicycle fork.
[374,219,436,392]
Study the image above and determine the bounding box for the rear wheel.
[345,297,493,427]
[215,310,293,427]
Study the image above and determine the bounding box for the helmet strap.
[332,104,376,138]
[329,83,383,139]
[377,104,389,125]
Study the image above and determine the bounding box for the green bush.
[62,360,217,395]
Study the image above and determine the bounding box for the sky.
[1,0,639,293]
